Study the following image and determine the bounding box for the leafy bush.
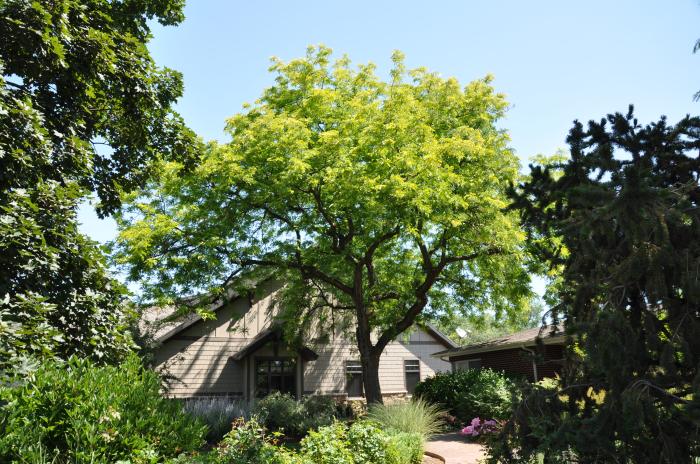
[217,417,285,464]
[347,421,395,464]
[183,397,250,443]
[300,422,354,464]
[169,418,424,464]
[414,368,516,422]
[0,354,206,463]
[253,392,337,438]
[387,432,423,464]
[368,398,445,439]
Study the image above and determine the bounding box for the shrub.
[183,397,250,443]
[0,354,206,463]
[217,417,284,464]
[414,368,515,422]
[299,422,354,464]
[368,398,445,439]
[252,392,337,438]
[347,421,394,464]
[175,418,421,464]
[387,432,423,464]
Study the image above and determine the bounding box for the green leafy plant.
[387,432,424,464]
[368,398,445,440]
[217,417,285,464]
[252,393,337,438]
[414,369,516,422]
[347,421,394,464]
[299,422,354,464]
[0,354,206,463]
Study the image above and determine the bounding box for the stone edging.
[424,450,446,463]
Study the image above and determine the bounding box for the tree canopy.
[490,107,700,463]
[114,46,535,402]
[0,0,197,374]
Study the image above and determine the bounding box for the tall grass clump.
[368,398,445,440]
[183,397,250,443]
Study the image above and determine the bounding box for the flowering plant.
[460,417,502,439]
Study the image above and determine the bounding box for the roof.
[432,324,565,359]
[423,323,458,349]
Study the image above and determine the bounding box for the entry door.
[255,358,296,398]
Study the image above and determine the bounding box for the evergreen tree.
[489,107,700,463]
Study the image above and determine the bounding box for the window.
[255,358,296,398]
[455,358,482,371]
[345,361,363,397]
[404,360,421,395]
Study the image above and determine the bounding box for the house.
[147,280,455,401]
[431,325,565,381]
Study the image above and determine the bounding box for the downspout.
[521,345,538,382]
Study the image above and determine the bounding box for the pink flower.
[471,417,481,428]
[461,425,474,435]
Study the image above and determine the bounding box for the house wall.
[153,284,452,399]
[450,344,564,381]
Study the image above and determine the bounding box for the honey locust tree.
[114,47,533,403]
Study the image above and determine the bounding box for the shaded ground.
[425,433,486,464]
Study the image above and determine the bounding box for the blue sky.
[79,0,700,291]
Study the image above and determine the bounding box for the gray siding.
[153,285,451,398]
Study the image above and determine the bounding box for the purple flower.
[471,417,481,428]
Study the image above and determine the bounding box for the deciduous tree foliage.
[491,107,700,463]
[115,47,533,403]
[0,0,197,373]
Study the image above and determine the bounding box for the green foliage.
[114,45,534,402]
[414,369,515,422]
[492,108,700,463]
[387,432,424,464]
[0,0,198,374]
[252,392,337,438]
[347,421,396,464]
[169,418,422,464]
[368,398,445,439]
[217,417,285,464]
[0,354,206,463]
[300,422,355,464]
[433,306,543,346]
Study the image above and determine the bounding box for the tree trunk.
[361,349,383,404]
[355,315,383,404]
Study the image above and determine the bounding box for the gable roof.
[432,324,565,359]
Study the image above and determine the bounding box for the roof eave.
[432,335,566,359]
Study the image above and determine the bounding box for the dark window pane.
[346,361,363,397]
[346,374,363,397]
[469,359,482,370]
[405,372,420,394]
[404,360,421,394]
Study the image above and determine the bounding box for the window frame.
[404,359,421,395]
[345,360,364,398]
[254,356,297,399]
[455,358,482,371]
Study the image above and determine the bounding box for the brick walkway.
[425,433,486,464]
